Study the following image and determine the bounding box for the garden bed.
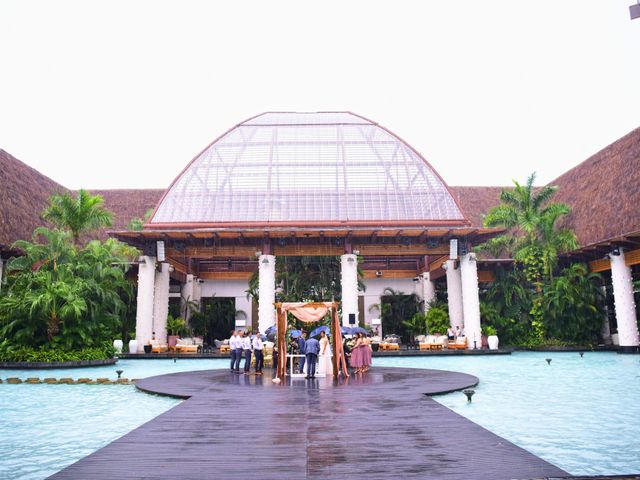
[0,357,118,369]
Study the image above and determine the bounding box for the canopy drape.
[275,302,349,381]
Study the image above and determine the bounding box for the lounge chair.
[174,337,199,353]
[419,335,447,350]
[448,337,467,350]
[151,340,168,353]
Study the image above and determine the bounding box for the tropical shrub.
[0,343,115,362]
[379,288,420,342]
[425,302,450,335]
[541,263,603,344]
[0,225,137,352]
[402,312,428,342]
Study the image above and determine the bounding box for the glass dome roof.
[150,112,467,227]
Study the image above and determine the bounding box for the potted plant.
[167,315,187,347]
[484,325,499,350]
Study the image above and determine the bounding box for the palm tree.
[482,172,577,279]
[43,189,113,244]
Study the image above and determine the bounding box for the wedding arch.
[274,301,349,380]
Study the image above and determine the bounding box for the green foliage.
[194,297,238,344]
[402,312,428,341]
[541,263,604,344]
[166,315,189,336]
[0,342,115,362]
[247,256,365,304]
[128,209,154,231]
[0,227,136,352]
[425,301,450,335]
[378,288,420,342]
[482,325,497,336]
[479,172,577,280]
[43,189,113,244]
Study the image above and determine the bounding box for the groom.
[304,335,320,379]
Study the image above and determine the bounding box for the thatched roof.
[0,149,67,255]
[80,189,164,240]
[551,127,640,247]
[450,186,504,228]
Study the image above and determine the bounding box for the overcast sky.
[1,1,639,190]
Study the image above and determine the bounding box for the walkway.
[50,367,567,480]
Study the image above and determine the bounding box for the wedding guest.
[252,332,264,375]
[298,331,307,374]
[229,330,238,373]
[242,330,252,374]
[233,330,244,373]
[447,327,456,341]
[362,334,372,372]
[351,333,364,374]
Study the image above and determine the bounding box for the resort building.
[1,116,638,352]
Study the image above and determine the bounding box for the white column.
[460,253,481,349]
[610,249,640,352]
[600,285,612,345]
[422,272,436,312]
[181,274,195,321]
[341,254,359,327]
[443,260,464,329]
[152,262,170,344]
[258,254,276,333]
[135,256,156,352]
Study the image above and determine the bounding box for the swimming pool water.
[376,352,640,476]
[0,352,638,478]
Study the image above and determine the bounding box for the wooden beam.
[428,255,449,273]
[478,270,496,282]
[166,246,258,259]
[198,271,253,280]
[362,270,417,279]
[358,244,449,256]
[272,244,344,257]
[589,258,611,273]
[624,248,640,267]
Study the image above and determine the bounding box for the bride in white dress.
[318,331,332,375]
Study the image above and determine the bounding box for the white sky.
[1,1,639,190]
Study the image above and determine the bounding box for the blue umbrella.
[265,325,277,336]
[341,326,354,335]
[351,327,371,336]
[289,329,302,338]
[309,325,330,337]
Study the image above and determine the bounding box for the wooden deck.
[50,367,567,480]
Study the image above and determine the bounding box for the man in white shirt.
[252,333,264,375]
[242,330,252,374]
[230,330,240,373]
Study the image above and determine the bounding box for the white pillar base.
[258,255,276,333]
[341,254,359,327]
[610,249,639,352]
[135,256,156,352]
[460,253,481,349]
[153,262,170,344]
[443,260,464,329]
